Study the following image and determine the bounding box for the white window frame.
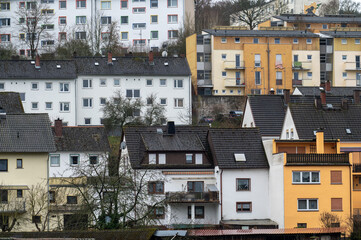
[101,1,111,9]
[60,102,70,112]
[84,118,91,125]
[174,98,184,108]
[59,82,70,92]
[82,79,92,88]
[160,79,167,86]
[342,55,347,61]
[100,97,106,105]
[45,102,52,110]
[306,39,312,44]
[100,78,107,86]
[31,82,39,90]
[292,171,320,184]
[31,102,38,110]
[146,79,153,86]
[298,199,318,211]
[70,154,80,166]
[293,38,298,44]
[174,79,183,88]
[83,98,93,108]
[356,39,360,45]
[341,39,347,44]
[45,82,52,90]
[76,16,86,25]
[160,98,167,105]
[114,78,120,86]
[50,154,60,167]
[221,37,227,43]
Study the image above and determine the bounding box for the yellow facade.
[186,34,198,95]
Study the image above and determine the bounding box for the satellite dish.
[162,51,168,57]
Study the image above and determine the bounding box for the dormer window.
[186,154,193,164]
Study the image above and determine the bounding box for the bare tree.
[319,0,339,16]
[320,211,342,228]
[0,189,26,232]
[144,94,166,126]
[232,0,267,30]
[339,0,361,15]
[16,1,54,59]
[0,44,17,60]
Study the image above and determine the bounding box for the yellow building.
[274,131,352,229]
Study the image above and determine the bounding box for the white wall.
[280,107,299,140]
[242,99,255,128]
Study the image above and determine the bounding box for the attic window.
[234,153,246,162]
[164,62,169,66]
[346,128,351,134]
[56,65,61,69]
[95,62,99,66]
[112,58,116,61]
[30,61,35,65]
[156,128,163,134]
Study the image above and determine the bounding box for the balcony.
[166,191,219,203]
[292,79,303,86]
[0,201,26,213]
[345,62,361,71]
[292,62,311,70]
[49,204,85,212]
[286,153,350,165]
[224,78,245,87]
[197,79,213,87]
[223,61,245,70]
[353,163,361,173]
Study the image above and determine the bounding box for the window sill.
[297,210,319,212]
[292,183,320,185]
[331,210,343,212]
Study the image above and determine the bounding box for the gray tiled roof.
[320,31,361,38]
[0,60,77,79]
[208,128,268,169]
[274,14,361,24]
[141,133,205,151]
[75,57,191,76]
[0,92,24,113]
[290,103,361,141]
[0,114,56,152]
[53,126,110,152]
[204,29,319,38]
[295,87,361,97]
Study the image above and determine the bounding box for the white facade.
[280,107,299,140]
[0,0,194,55]
[242,99,255,128]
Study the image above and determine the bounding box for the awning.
[221,219,278,226]
[0,185,29,190]
[207,184,218,192]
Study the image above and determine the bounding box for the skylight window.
[346,128,351,134]
[234,153,246,162]
[326,104,333,109]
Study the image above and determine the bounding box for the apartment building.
[0,54,192,125]
[187,28,320,96]
[0,0,194,55]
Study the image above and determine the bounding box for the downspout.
[267,38,270,94]
[220,169,223,221]
[350,157,353,220]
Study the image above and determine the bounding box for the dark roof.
[141,133,204,151]
[274,14,361,24]
[289,103,361,141]
[0,92,24,113]
[204,29,319,38]
[0,60,77,79]
[75,57,191,76]
[124,125,211,169]
[53,126,110,152]
[321,31,361,38]
[295,87,361,97]
[0,114,55,152]
[208,128,268,169]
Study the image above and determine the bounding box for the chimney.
[167,121,175,135]
[325,80,331,92]
[354,89,361,104]
[341,98,348,110]
[314,96,322,109]
[269,88,275,95]
[283,89,290,104]
[149,51,154,64]
[320,90,326,105]
[316,130,324,154]
[54,118,63,137]
[107,52,113,65]
[35,54,40,69]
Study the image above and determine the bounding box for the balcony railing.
[353,163,361,173]
[345,62,361,71]
[0,201,26,213]
[292,79,303,86]
[223,61,245,70]
[224,79,245,87]
[197,79,213,87]
[292,62,311,70]
[286,154,350,165]
[49,204,86,212]
[166,191,219,203]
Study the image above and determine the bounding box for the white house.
[0,53,192,125]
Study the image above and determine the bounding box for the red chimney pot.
[54,119,63,137]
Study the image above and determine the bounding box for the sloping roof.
[0,60,77,79]
[295,87,361,97]
[204,29,319,38]
[141,133,204,151]
[124,126,211,169]
[53,126,110,152]
[208,128,268,169]
[321,31,361,38]
[289,103,361,141]
[274,14,361,23]
[0,92,24,113]
[75,57,191,76]
[0,114,55,152]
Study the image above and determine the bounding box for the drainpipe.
[220,169,223,221]
[350,155,353,220]
[267,38,270,94]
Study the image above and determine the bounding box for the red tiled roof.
[187,228,346,236]
[162,171,214,175]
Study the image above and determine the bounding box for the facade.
[0,54,192,125]
[0,0,194,55]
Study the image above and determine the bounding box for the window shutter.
[331,198,342,211]
[331,171,342,184]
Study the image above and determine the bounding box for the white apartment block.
[0,54,192,125]
[0,0,195,56]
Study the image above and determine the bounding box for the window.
[0,190,7,203]
[168,0,177,7]
[0,34,10,42]
[151,31,158,39]
[101,16,111,25]
[306,39,312,44]
[307,55,312,60]
[174,79,183,88]
[26,2,36,9]
[60,102,70,112]
[188,181,203,192]
[59,16,66,25]
[237,202,252,212]
[83,98,92,107]
[32,102,38,109]
[126,89,140,98]
[121,32,128,40]
[100,97,106,105]
[133,7,145,13]
[98,79,106,87]
[75,31,86,40]
[59,32,66,41]
[32,216,41,223]
[298,199,318,211]
[41,0,54,3]
[89,155,98,164]
[19,2,25,8]
[19,49,25,56]
[59,0,66,9]
[20,93,25,102]
[76,0,86,8]
[297,223,307,228]
[168,15,178,24]
[101,1,111,9]
[150,0,158,8]
[255,54,261,67]
[70,155,79,165]
[255,71,261,85]
[133,23,146,29]
[83,79,92,88]
[356,39,360,44]
[148,182,164,194]
[76,16,86,24]
[341,39,347,44]
[322,24,328,29]
[275,38,280,44]
[49,191,55,203]
[276,71,282,84]
[41,40,55,46]
[222,71,226,77]
[19,33,25,39]
[222,54,227,60]
[222,90,226,94]
[146,79,153,86]
[17,159,22,168]
[168,30,178,39]
[253,38,259,44]
[195,206,204,218]
[41,9,54,15]
[160,79,166,86]
[114,79,120,86]
[50,155,60,167]
[331,198,342,211]
[31,82,38,90]
[174,98,184,108]
[84,118,91,125]
[67,196,77,204]
[307,72,312,78]
[160,98,167,105]
[0,159,8,171]
[151,15,158,23]
[234,37,240,43]
[221,37,226,43]
[343,72,347,78]
[186,154,193,164]
[60,82,69,92]
[45,102,52,109]
[0,2,10,11]
[0,83,4,90]
[121,0,128,8]
[342,55,347,61]
[151,207,165,219]
[120,16,128,24]
[292,171,320,183]
[331,171,342,184]
[17,190,23,198]
[236,179,250,191]
[0,18,10,27]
